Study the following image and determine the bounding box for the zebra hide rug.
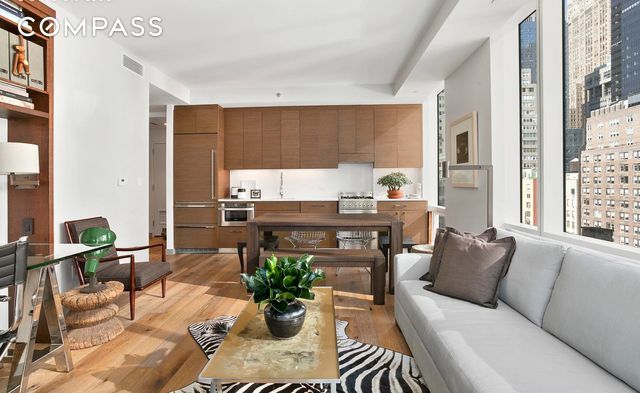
[172,316,429,393]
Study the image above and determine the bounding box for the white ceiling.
[60,0,530,100]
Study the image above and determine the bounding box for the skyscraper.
[566,0,612,129]
[619,0,640,100]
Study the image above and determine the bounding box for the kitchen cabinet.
[374,105,422,168]
[224,110,244,169]
[281,110,301,169]
[339,108,375,163]
[300,109,339,168]
[174,134,217,203]
[301,201,338,248]
[218,227,248,249]
[174,105,229,250]
[378,201,428,243]
[174,105,222,134]
[262,110,282,168]
[243,110,263,169]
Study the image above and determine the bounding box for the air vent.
[122,54,144,77]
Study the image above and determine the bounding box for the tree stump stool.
[61,281,125,350]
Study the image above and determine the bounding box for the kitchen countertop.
[219,197,428,203]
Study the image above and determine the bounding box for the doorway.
[149,109,167,238]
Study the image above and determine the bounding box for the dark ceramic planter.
[264,300,307,339]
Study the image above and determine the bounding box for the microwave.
[218,203,255,227]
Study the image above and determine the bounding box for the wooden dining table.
[246,212,404,293]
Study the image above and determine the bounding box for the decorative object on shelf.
[250,189,261,199]
[78,227,117,294]
[377,172,412,199]
[449,112,479,188]
[12,35,29,78]
[0,142,40,189]
[241,254,326,339]
[237,188,247,199]
[61,281,125,350]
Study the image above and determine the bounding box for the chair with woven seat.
[64,217,172,320]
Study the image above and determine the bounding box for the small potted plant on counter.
[241,254,326,339]
[377,172,412,199]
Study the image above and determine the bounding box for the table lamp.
[0,142,40,188]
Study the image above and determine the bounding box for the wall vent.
[122,54,144,77]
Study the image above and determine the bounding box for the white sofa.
[394,228,640,393]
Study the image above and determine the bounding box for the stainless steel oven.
[218,203,255,227]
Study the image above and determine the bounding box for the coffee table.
[198,287,340,393]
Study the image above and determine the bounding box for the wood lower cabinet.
[378,201,428,243]
[218,227,248,248]
[300,201,338,248]
[174,227,218,249]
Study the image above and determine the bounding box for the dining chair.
[285,231,326,249]
[64,217,172,320]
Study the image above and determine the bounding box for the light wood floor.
[25,251,409,393]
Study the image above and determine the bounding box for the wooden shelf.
[0,101,48,119]
[0,13,49,44]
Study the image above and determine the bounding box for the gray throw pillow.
[420,227,497,282]
[426,231,516,308]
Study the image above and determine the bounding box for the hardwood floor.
[25,252,409,393]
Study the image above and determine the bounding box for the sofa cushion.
[98,261,172,291]
[397,279,637,393]
[543,248,640,391]
[428,232,515,308]
[495,229,566,326]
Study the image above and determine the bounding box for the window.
[437,90,446,208]
[563,0,640,249]
[520,12,538,227]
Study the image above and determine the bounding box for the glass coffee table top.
[199,287,339,385]
[27,243,113,270]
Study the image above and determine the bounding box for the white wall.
[229,164,423,200]
[49,5,189,291]
[444,40,493,232]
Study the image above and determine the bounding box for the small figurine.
[12,36,30,77]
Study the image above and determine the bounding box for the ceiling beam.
[392,0,460,96]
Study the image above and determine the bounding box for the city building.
[585,64,613,116]
[566,0,612,129]
[565,128,586,172]
[580,100,640,247]
[566,159,581,234]
[522,168,539,226]
[521,68,538,170]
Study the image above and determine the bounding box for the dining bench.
[258,249,386,305]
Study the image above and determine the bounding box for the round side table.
[411,244,434,254]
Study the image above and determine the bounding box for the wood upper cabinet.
[174,134,217,202]
[339,107,374,163]
[243,110,263,169]
[281,110,300,169]
[374,105,422,168]
[174,105,221,134]
[300,109,339,168]
[224,110,244,169]
[262,110,282,168]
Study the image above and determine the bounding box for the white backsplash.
[229,163,423,199]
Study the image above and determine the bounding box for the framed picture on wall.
[449,112,478,188]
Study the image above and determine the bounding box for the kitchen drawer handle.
[176,204,215,208]
[175,224,217,229]
[393,204,407,208]
[311,204,326,208]
[229,230,244,234]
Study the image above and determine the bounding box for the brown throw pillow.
[420,227,497,282]
[426,231,516,308]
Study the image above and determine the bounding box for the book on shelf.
[0,94,34,109]
[0,89,31,102]
[0,0,22,13]
[0,80,28,97]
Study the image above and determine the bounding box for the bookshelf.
[6,0,54,244]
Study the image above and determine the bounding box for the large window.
[563,0,640,249]
[437,90,446,208]
[520,12,538,227]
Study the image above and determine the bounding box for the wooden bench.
[259,249,386,305]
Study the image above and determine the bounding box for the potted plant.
[377,172,412,199]
[241,254,326,339]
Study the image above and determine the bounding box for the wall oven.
[218,203,255,227]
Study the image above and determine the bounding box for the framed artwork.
[449,112,478,188]
[250,189,262,199]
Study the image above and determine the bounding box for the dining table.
[246,212,404,293]
[6,243,112,393]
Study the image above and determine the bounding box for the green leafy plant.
[241,254,326,313]
[377,172,412,191]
